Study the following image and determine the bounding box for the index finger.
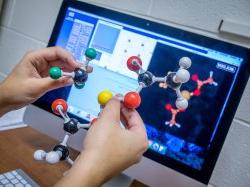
[121,105,146,133]
[98,98,121,126]
[31,47,80,69]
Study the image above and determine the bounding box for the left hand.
[55,98,148,187]
[0,47,88,116]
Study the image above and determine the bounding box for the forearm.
[54,151,108,187]
[0,83,12,117]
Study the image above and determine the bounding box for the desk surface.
[0,127,147,187]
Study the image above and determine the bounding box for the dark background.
[138,42,237,148]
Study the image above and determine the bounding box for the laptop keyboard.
[0,169,39,187]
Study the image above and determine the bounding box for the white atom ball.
[176,98,188,110]
[34,150,46,161]
[175,69,190,83]
[179,57,192,69]
[45,151,60,164]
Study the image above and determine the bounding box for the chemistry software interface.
[55,7,242,170]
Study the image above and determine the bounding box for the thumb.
[98,98,121,126]
[35,77,73,93]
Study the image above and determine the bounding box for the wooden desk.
[0,127,147,187]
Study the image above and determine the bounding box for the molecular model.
[126,56,192,110]
[34,99,97,165]
[181,71,218,99]
[165,104,185,128]
[164,71,218,128]
[34,47,98,165]
[33,52,192,165]
[48,48,97,89]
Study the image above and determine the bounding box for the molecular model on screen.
[33,49,192,165]
[164,71,218,128]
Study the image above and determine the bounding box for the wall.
[0,0,250,186]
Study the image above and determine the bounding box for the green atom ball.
[49,66,62,80]
[85,48,97,60]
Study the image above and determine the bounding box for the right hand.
[84,97,148,173]
[55,98,148,187]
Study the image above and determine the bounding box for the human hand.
[55,98,148,187]
[0,47,91,116]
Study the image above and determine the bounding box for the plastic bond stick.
[165,71,218,128]
[34,53,195,167]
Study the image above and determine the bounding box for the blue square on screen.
[92,23,120,54]
[95,51,102,61]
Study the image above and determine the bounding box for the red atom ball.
[127,56,142,71]
[165,104,172,111]
[193,89,201,96]
[191,74,199,81]
[124,92,141,109]
[90,118,97,125]
[51,99,68,115]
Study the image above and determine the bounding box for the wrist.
[0,82,12,117]
[55,151,108,187]
[78,151,108,186]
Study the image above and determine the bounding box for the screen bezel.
[33,0,250,184]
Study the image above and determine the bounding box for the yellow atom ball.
[98,90,113,106]
[181,90,191,100]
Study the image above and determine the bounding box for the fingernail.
[114,94,124,101]
[87,66,93,73]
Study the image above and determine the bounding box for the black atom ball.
[53,144,69,160]
[63,118,79,134]
[74,68,88,84]
[138,71,154,86]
